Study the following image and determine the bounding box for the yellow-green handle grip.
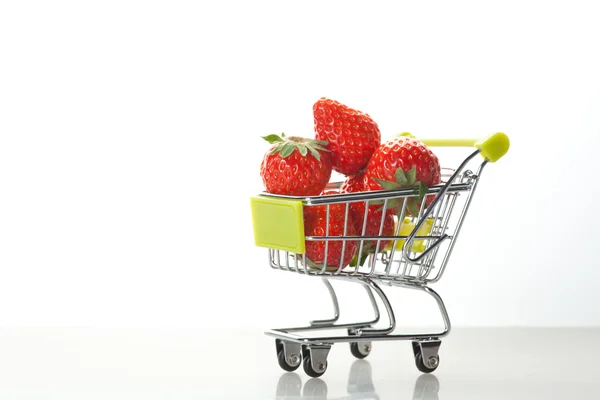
[396,132,510,162]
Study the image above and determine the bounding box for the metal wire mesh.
[268,168,479,283]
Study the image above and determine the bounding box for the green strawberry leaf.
[308,146,321,161]
[418,182,428,200]
[280,142,296,158]
[407,198,420,216]
[371,198,402,212]
[262,134,284,144]
[395,168,408,186]
[396,200,407,218]
[304,258,325,271]
[376,198,404,212]
[372,178,400,191]
[297,143,308,156]
[406,166,416,186]
[315,140,329,146]
[399,132,416,139]
[312,144,330,152]
[387,198,404,210]
[350,249,371,267]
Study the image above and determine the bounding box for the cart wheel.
[303,354,327,378]
[415,351,439,373]
[276,339,301,372]
[349,341,371,359]
[277,348,301,372]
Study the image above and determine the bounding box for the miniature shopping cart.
[250,133,510,377]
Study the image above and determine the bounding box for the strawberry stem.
[262,133,330,160]
[370,165,429,214]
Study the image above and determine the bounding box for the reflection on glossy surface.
[276,372,303,398]
[347,360,376,396]
[303,378,328,399]
[413,374,439,400]
[276,359,440,399]
[2,327,599,398]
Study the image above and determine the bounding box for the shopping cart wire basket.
[250,132,510,377]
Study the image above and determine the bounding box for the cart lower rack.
[251,133,509,377]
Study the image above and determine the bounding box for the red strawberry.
[303,191,358,271]
[339,173,366,193]
[364,135,441,216]
[260,133,332,196]
[340,174,395,266]
[313,98,381,176]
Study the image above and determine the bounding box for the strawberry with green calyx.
[260,133,332,196]
[364,135,441,216]
[313,97,381,176]
[370,166,429,217]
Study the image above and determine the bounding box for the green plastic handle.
[396,132,510,162]
[420,138,480,147]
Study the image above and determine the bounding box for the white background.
[1,0,599,330]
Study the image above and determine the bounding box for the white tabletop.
[1,327,598,399]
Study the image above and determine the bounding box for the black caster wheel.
[277,349,301,372]
[349,341,371,359]
[276,340,301,372]
[415,351,439,373]
[303,354,327,378]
